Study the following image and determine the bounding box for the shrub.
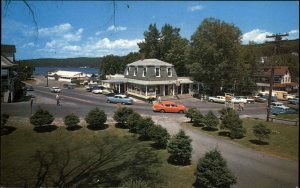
[195,149,237,187]
[167,129,192,165]
[221,109,246,139]
[193,110,204,126]
[113,107,134,127]
[1,113,10,126]
[149,125,170,148]
[218,108,235,120]
[121,178,150,188]
[185,107,198,122]
[30,108,54,127]
[136,117,155,139]
[85,107,107,128]
[253,123,271,142]
[64,113,80,128]
[203,110,219,130]
[127,112,143,132]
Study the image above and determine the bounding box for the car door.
[164,104,172,112]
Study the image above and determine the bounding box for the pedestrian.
[158,96,161,103]
[56,94,61,106]
[241,102,245,111]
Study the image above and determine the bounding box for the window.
[143,67,147,77]
[167,67,172,77]
[155,67,160,77]
[134,67,138,76]
[126,67,129,75]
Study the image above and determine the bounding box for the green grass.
[182,118,298,161]
[1,118,195,187]
[276,114,299,120]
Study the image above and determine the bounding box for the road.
[1,84,298,188]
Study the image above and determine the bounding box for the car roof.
[271,102,283,104]
[115,94,127,97]
[274,106,290,109]
[161,101,176,105]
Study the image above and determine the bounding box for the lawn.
[182,118,298,161]
[1,118,195,187]
[276,113,299,120]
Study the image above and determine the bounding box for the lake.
[34,67,100,75]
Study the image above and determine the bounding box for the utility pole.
[265,33,288,122]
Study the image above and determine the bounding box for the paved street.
[1,79,298,188]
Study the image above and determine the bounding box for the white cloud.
[95,31,103,36]
[242,29,273,44]
[288,29,299,39]
[62,45,81,52]
[22,42,35,48]
[38,23,72,36]
[107,25,127,32]
[188,5,204,12]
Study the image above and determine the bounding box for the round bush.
[85,107,107,128]
[30,108,54,127]
[64,113,80,128]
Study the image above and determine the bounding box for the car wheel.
[160,109,165,113]
[179,110,184,114]
[209,99,214,102]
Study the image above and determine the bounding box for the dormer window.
[167,67,172,77]
[155,67,160,77]
[134,67,138,76]
[126,67,130,75]
[143,67,147,77]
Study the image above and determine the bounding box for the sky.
[1,1,299,60]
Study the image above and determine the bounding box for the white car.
[50,87,61,93]
[92,86,108,94]
[232,96,247,104]
[237,96,255,103]
[271,102,288,108]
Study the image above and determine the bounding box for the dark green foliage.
[113,107,134,126]
[185,107,198,122]
[16,61,35,80]
[218,108,235,120]
[30,108,54,127]
[193,110,204,126]
[127,112,143,132]
[221,109,246,139]
[121,178,150,188]
[253,123,271,142]
[195,149,237,188]
[149,125,170,149]
[64,113,80,128]
[203,111,219,130]
[13,77,26,101]
[167,129,192,165]
[100,55,126,77]
[85,108,107,128]
[136,117,155,139]
[1,113,10,126]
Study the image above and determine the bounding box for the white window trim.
[155,67,161,77]
[167,67,172,77]
[142,67,147,77]
[126,67,129,75]
[134,67,138,76]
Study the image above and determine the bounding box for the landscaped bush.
[64,113,80,128]
[85,107,107,128]
[221,109,246,139]
[30,108,54,127]
[195,149,237,187]
[167,129,192,165]
[113,107,134,127]
[253,123,271,143]
[127,112,143,132]
[136,117,155,139]
[193,110,205,126]
[149,125,170,149]
[185,107,199,122]
[203,110,219,130]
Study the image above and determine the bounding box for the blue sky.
[1,1,299,60]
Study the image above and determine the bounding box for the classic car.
[237,96,255,103]
[92,86,106,94]
[231,96,247,104]
[287,98,299,105]
[152,101,186,113]
[106,95,133,105]
[271,106,298,115]
[49,87,61,93]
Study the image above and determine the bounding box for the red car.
[153,101,187,113]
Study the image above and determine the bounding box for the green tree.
[203,110,219,130]
[185,107,198,122]
[16,61,35,80]
[195,149,237,188]
[221,109,246,139]
[138,24,161,59]
[64,113,80,128]
[149,125,170,149]
[13,77,26,101]
[253,123,271,143]
[136,117,155,139]
[167,129,192,165]
[99,55,125,77]
[30,108,54,127]
[113,107,134,127]
[127,112,143,132]
[85,107,107,128]
[193,110,205,126]
[188,17,243,95]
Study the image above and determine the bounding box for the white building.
[48,71,87,82]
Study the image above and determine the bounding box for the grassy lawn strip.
[276,114,299,120]
[1,119,195,187]
[181,118,298,161]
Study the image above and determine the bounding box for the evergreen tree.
[136,117,155,139]
[221,109,246,139]
[253,123,271,143]
[195,149,237,188]
[30,108,54,127]
[203,110,219,130]
[127,112,143,132]
[85,107,107,128]
[149,125,170,148]
[113,107,134,127]
[64,113,80,128]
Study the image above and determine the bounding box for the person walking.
[157,96,161,103]
[241,102,245,111]
[56,94,61,106]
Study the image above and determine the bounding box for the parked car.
[85,84,98,92]
[238,96,255,103]
[152,101,186,113]
[106,94,133,105]
[208,96,225,103]
[254,97,268,103]
[261,95,278,102]
[50,87,61,93]
[287,98,299,105]
[271,106,298,115]
[286,94,296,100]
[92,86,106,94]
[232,96,247,104]
[271,102,288,108]
[102,88,114,95]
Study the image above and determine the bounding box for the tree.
[85,107,107,128]
[188,17,243,95]
[127,112,143,132]
[113,107,134,127]
[64,113,80,128]
[13,77,26,101]
[185,107,198,122]
[221,109,246,139]
[136,117,155,139]
[193,110,205,126]
[203,110,219,130]
[99,55,125,77]
[148,125,170,149]
[253,123,271,143]
[195,149,237,188]
[167,129,192,165]
[16,61,35,81]
[30,108,54,127]
[138,24,161,59]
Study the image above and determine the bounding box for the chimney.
[141,53,145,61]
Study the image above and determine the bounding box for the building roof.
[264,66,289,76]
[1,55,16,68]
[1,45,16,53]
[127,59,173,67]
[49,70,84,77]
